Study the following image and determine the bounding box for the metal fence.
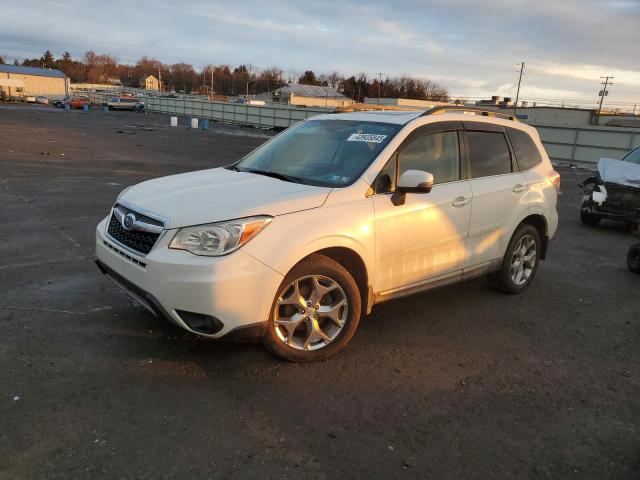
[72,87,210,106]
[71,88,640,164]
[72,89,324,129]
[532,124,640,163]
[144,96,329,129]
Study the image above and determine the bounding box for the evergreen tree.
[41,50,55,68]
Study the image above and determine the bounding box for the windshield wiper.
[240,168,304,184]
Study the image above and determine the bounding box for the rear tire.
[627,244,640,274]
[263,254,361,362]
[581,209,601,226]
[488,224,541,294]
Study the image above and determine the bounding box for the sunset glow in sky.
[2,0,639,105]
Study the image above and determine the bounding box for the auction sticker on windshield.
[346,133,388,143]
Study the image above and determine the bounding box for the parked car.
[52,97,70,108]
[68,96,91,109]
[234,98,266,106]
[35,95,49,105]
[580,146,640,226]
[23,96,37,103]
[95,107,559,361]
[103,96,144,111]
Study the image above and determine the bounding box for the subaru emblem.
[122,213,136,231]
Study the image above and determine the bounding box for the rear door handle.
[452,196,471,207]
[513,184,527,193]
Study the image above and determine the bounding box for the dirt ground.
[1,104,639,479]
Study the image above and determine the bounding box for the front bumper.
[95,217,283,338]
[581,181,640,223]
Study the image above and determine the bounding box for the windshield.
[622,146,640,165]
[234,119,400,187]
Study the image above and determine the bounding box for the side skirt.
[373,259,502,305]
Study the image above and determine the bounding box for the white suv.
[96,107,560,361]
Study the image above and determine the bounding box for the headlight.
[169,216,272,256]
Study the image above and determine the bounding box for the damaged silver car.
[581,146,640,226]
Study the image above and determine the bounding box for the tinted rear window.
[507,127,543,170]
[466,131,512,178]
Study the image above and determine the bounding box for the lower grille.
[107,212,160,254]
[103,240,146,267]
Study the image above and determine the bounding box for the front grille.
[107,212,160,255]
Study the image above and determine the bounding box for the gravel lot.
[1,104,639,479]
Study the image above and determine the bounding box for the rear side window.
[507,127,543,170]
[466,131,512,178]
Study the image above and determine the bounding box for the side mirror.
[391,170,434,206]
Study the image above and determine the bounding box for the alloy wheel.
[510,234,537,286]
[273,275,348,351]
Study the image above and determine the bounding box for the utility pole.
[596,76,614,125]
[375,72,384,104]
[158,66,162,92]
[210,66,213,96]
[514,62,525,117]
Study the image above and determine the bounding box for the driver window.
[398,131,460,184]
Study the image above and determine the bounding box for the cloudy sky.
[2,0,639,106]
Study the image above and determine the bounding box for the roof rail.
[420,105,519,122]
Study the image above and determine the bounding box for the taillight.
[549,170,561,194]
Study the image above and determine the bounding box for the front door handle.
[452,196,471,207]
[513,184,527,193]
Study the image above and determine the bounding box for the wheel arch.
[519,214,549,259]
[296,246,372,315]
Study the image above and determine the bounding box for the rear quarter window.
[507,127,543,171]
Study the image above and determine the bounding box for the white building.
[363,97,452,110]
[258,83,354,108]
[472,96,639,127]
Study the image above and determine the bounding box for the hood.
[598,158,640,189]
[119,167,331,228]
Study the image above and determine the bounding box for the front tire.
[627,244,640,274]
[263,254,361,362]
[488,224,541,294]
[581,209,601,226]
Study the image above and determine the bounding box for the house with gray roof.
[258,83,354,109]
